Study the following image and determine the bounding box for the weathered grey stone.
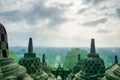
[102,63,120,80]
[67,54,83,80]
[0,23,33,80]
[19,38,56,80]
[72,39,105,80]
[51,63,71,80]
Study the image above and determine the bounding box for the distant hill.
[9,47,120,68]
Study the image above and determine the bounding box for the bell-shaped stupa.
[0,23,32,80]
[19,38,49,80]
[74,39,105,80]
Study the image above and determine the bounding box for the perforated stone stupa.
[42,54,55,79]
[102,55,120,80]
[51,63,71,80]
[0,23,32,80]
[67,54,83,80]
[19,38,49,80]
[74,39,105,80]
[42,54,51,73]
[72,54,83,74]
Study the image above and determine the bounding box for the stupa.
[72,54,83,74]
[67,54,83,80]
[41,54,55,79]
[74,39,105,80]
[0,23,32,80]
[102,55,120,80]
[51,63,71,80]
[42,54,51,73]
[19,38,48,80]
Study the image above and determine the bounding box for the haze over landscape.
[0,0,120,47]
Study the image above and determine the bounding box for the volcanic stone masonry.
[102,55,120,80]
[51,63,71,80]
[18,37,55,80]
[67,54,83,80]
[42,54,56,79]
[73,39,105,80]
[0,23,33,80]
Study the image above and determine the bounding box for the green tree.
[9,51,20,62]
[63,48,87,69]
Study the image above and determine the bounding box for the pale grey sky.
[0,0,120,47]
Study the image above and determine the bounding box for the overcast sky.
[0,0,120,47]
